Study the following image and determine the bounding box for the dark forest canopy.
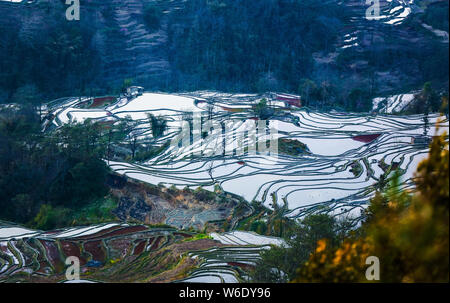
[166,0,346,92]
[0,0,448,109]
[0,107,110,228]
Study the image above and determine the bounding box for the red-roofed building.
[276,93,302,107]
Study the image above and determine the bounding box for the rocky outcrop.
[108,174,248,231]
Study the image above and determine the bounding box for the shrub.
[294,132,449,282]
[143,5,161,32]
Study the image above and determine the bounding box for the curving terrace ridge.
[44,92,449,222]
[0,222,284,283]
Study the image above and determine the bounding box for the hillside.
[0,0,448,285]
[0,0,448,104]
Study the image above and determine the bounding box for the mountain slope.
[0,0,447,101]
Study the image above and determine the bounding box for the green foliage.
[134,142,170,162]
[0,0,447,108]
[33,196,118,231]
[0,0,448,106]
[49,158,110,208]
[249,220,267,235]
[64,196,118,227]
[349,160,363,177]
[422,1,449,32]
[250,213,343,283]
[167,0,344,91]
[251,245,291,283]
[347,88,372,112]
[183,233,212,242]
[0,108,111,227]
[278,138,310,157]
[194,187,216,202]
[11,84,41,107]
[254,98,273,119]
[295,132,449,282]
[148,114,168,139]
[298,79,319,107]
[407,82,442,114]
[33,204,71,230]
[10,194,34,223]
[121,79,134,93]
[237,200,296,238]
[0,18,102,102]
[143,4,162,32]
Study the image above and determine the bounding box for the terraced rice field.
[339,0,417,50]
[44,92,449,221]
[0,222,190,282]
[26,90,448,283]
[177,231,286,283]
[0,222,284,283]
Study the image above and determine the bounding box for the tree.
[33,204,71,230]
[11,84,41,106]
[410,82,441,114]
[298,79,317,108]
[148,114,167,139]
[143,4,162,33]
[49,158,109,209]
[294,131,449,282]
[254,98,273,119]
[121,78,134,94]
[256,73,279,93]
[11,194,34,224]
[318,81,336,109]
[0,109,111,227]
[348,88,372,112]
[250,213,340,283]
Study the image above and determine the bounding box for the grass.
[183,233,213,242]
[68,195,118,226]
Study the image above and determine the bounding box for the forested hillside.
[0,0,448,110]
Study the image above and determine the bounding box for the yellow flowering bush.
[294,130,449,283]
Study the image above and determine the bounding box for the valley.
[1,89,447,283]
[0,0,448,284]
